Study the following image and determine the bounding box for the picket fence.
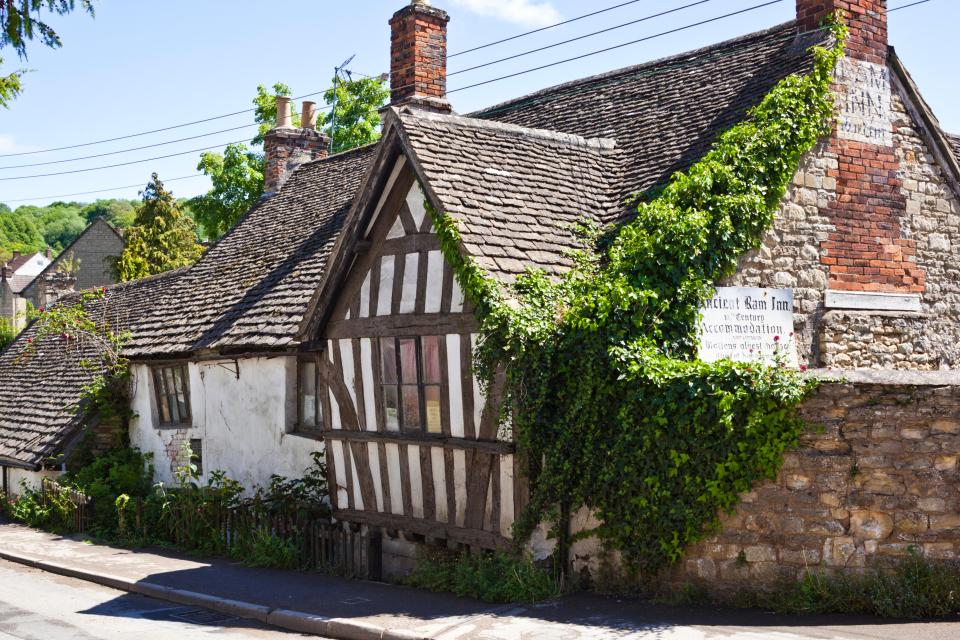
[40,478,93,533]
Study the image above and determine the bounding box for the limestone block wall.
[729,76,960,370]
[675,371,960,589]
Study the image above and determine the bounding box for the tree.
[82,198,136,228]
[114,174,202,282]
[0,210,43,258]
[189,76,387,241]
[0,1,95,108]
[322,75,389,154]
[189,84,291,240]
[190,144,263,239]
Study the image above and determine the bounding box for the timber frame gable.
[295,115,524,549]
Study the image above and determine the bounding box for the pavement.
[1,522,959,640]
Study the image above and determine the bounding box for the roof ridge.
[397,107,617,150]
[470,19,805,120]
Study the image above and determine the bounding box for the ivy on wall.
[431,20,847,572]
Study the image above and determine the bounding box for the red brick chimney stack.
[262,96,330,196]
[794,1,923,294]
[797,0,888,64]
[389,0,451,113]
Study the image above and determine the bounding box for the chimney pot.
[275,96,293,129]
[302,101,318,130]
[262,96,331,196]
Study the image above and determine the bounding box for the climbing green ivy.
[430,20,846,572]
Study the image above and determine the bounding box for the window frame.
[151,364,192,428]
[295,354,327,439]
[378,335,443,435]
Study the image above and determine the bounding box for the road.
[0,558,314,640]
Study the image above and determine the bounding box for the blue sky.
[0,0,952,207]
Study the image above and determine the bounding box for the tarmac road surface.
[0,558,314,640]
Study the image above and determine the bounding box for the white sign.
[836,57,892,147]
[698,287,798,367]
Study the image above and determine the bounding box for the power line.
[0,123,259,170]
[2,174,208,203]
[0,139,250,181]
[448,0,786,94]
[449,0,718,77]
[0,90,332,159]
[889,0,932,11]
[449,0,648,58]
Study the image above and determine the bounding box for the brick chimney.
[794,1,922,295]
[262,96,330,196]
[389,0,451,112]
[797,0,888,64]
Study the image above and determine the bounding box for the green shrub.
[7,481,76,532]
[403,549,562,603]
[64,448,154,535]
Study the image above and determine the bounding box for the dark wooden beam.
[322,428,514,454]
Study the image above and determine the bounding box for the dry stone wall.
[674,372,960,590]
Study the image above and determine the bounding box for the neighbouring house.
[4,251,51,279]
[3,0,960,587]
[0,219,125,328]
[0,251,51,326]
[21,218,126,309]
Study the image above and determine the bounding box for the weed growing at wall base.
[431,20,847,573]
[402,549,563,603]
[732,548,960,619]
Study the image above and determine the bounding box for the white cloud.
[450,0,562,27]
[0,134,37,155]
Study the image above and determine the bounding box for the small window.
[152,364,191,427]
[189,438,203,476]
[379,336,443,434]
[297,358,324,436]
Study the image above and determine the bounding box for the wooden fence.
[40,478,93,534]
[124,497,381,580]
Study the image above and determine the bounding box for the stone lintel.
[824,290,922,312]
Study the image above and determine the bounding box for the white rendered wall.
[128,357,322,490]
[3,466,61,495]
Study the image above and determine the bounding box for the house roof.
[0,269,183,468]
[5,252,39,273]
[124,144,377,358]
[470,21,831,213]
[947,134,960,160]
[395,109,620,279]
[5,274,34,294]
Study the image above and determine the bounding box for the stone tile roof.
[396,109,620,278]
[947,134,960,160]
[471,21,831,218]
[0,269,183,468]
[6,275,33,294]
[125,144,377,358]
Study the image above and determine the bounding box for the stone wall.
[674,371,960,590]
[729,71,960,369]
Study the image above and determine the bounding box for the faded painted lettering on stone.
[698,287,799,367]
[836,58,892,146]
